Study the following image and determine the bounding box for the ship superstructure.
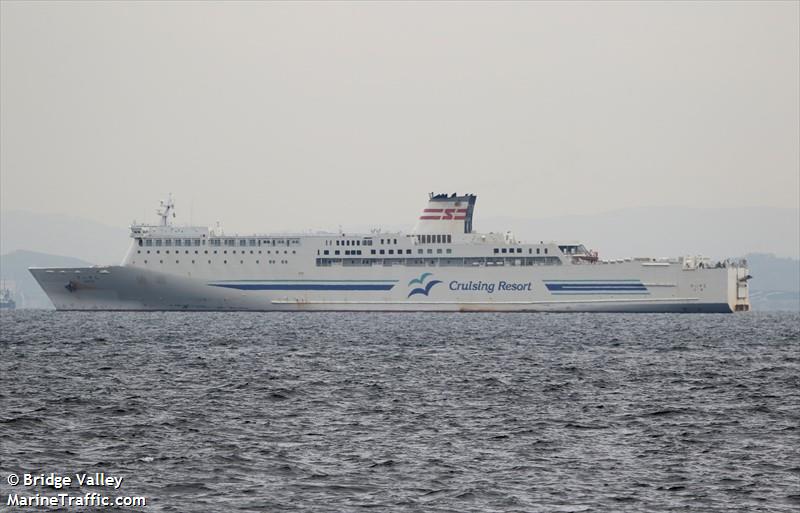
[30,193,751,312]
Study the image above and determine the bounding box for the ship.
[30,193,751,313]
[0,287,16,310]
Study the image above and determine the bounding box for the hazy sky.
[1,1,798,233]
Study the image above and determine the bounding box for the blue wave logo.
[407,273,442,298]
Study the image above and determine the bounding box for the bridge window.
[164,239,172,246]
[145,239,153,246]
[174,239,182,246]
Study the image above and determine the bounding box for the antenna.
[156,193,175,227]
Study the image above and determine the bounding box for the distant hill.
[0,250,92,309]
[0,210,129,265]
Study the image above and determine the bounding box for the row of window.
[209,238,301,247]
[316,256,563,267]
[416,234,452,244]
[494,247,549,255]
[138,249,296,255]
[323,238,400,246]
[330,239,374,247]
[320,248,455,256]
[135,259,290,265]
[138,238,301,247]
[140,239,203,247]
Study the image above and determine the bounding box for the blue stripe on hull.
[209,284,395,291]
[545,280,648,294]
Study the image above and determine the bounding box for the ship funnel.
[412,193,477,235]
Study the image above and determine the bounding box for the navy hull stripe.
[210,284,395,291]
[546,285,648,289]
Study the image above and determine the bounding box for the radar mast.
[157,194,176,226]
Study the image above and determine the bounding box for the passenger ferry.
[30,193,751,312]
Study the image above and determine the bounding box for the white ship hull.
[29,193,751,313]
[30,261,748,313]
